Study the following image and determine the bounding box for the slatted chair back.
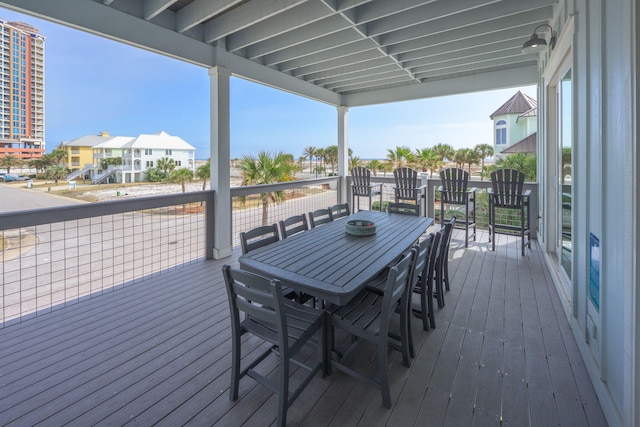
[387,202,420,216]
[440,168,470,204]
[239,224,279,255]
[490,168,526,208]
[393,167,420,202]
[382,249,416,326]
[309,208,333,227]
[328,249,416,408]
[329,203,350,220]
[279,214,309,239]
[412,234,435,289]
[222,265,324,427]
[351,166,373,196]
[422,231,441,329]
[223,265,286,347]
[434,216,455,309]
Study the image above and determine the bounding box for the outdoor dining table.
[238,210,434,306]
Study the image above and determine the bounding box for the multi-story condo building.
[0,19,45,160]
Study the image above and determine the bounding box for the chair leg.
[419,285,429,330]
[230,329,241,400]
[378,339,392,408]
[472,197,477,241]
[444,255,450,292]
[427,279,436,328]
[277,353,289,427]
[521,206,525,256]
[464,199,469,248]
[436,266,445,308]
[321,313,330,377]
[400,299,412,364]
[490,202,496,252]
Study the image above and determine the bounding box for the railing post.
[205,190,215,259]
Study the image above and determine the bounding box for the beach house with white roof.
[119,131,196,183]
[64,130,195,183]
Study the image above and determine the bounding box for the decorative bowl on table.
[345,219,377,236]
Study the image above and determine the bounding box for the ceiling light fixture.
[521,24,556,54]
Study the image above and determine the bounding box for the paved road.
[0,183,86,213]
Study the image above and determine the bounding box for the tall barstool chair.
[439,168,476,247]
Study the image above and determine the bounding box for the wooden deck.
[0,229,608,426]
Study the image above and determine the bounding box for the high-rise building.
[0,20,45,160]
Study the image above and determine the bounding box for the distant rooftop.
[501,132,537,154]
[490,91,537,119]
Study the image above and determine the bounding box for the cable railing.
[0,175,536,328]
[0,191,214,327]
[230,176,341,247]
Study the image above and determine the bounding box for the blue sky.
[2,7,536,160]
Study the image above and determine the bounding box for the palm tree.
[48,146,68,167]
[453,148,477,173]
[349,156,363,170]
[157,157,176,174]
[100,157,122,171]
[303,146,316,174]
[474,143,494,180]
[432,143,455,168]
[412,148,437,173]
[386,146,412,168]
[324,145,338,175]
[239,151,296,225]
[453,149,465,169]
[0,154,22,174]
[491,153,537,181]
[382,159,394,176]
[196,160,211,191]
[463,148,479,175]
[169,167,194,193]
[367,159,381,176]
[46,165,68,185]
[315,148,325,176]
[29,157,50,174]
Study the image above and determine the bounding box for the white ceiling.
[0,0,555,106]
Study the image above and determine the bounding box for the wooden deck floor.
[0,229,608,426]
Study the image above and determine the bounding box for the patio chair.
[350,167,383,212]
[279,214,309,239]
[439,168,476,247]
[240,224,298,300]
[329,203,350,220]
[387,202,420,216]
[364,234,429,357]
[393,167,426,215]
[239,224,280,255]
[411,232,438,331]
[308,208,333,228]
[222,265,326,427]
[488,168,531,256]
[328,249,416,408]
[434,216,455,309]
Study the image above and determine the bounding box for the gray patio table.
[238,210,433,306]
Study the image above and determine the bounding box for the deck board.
[0,232,608,426]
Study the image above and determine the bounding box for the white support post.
[209,66,233,259]
[337,106,349,204]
